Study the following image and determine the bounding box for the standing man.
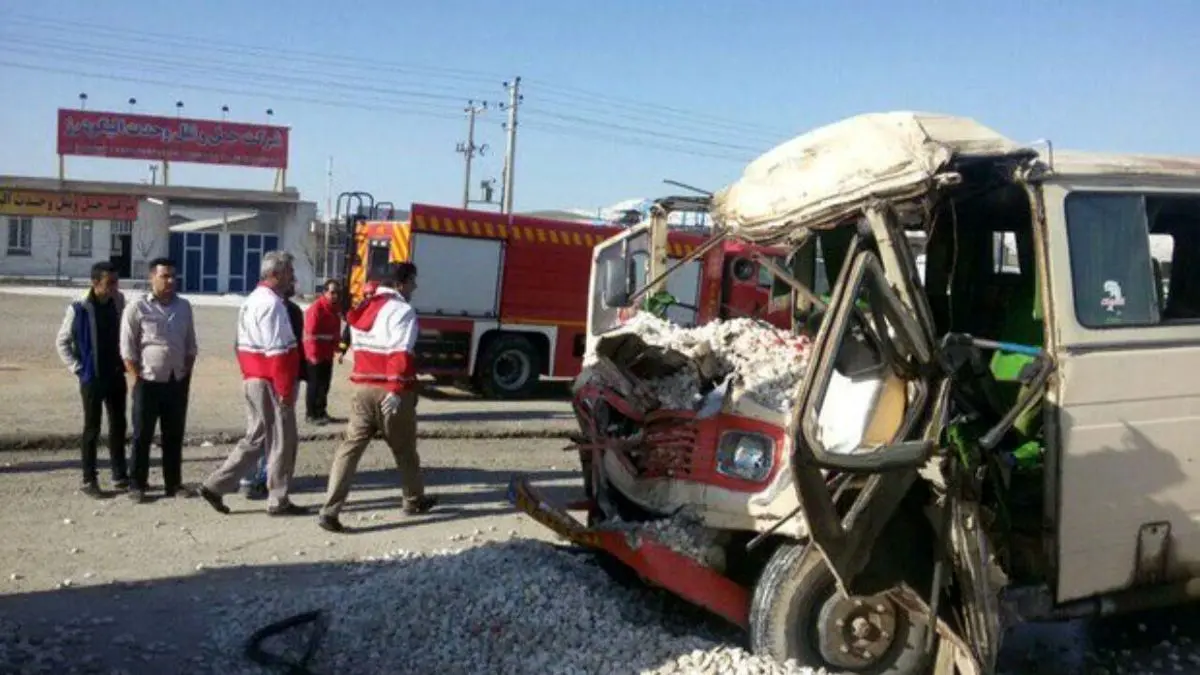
[317,263,435,533]
[198,251,306,516]
[56,261,130,497]
[120,257,197,503]
[243,273,307,500]
[303,279,343,425]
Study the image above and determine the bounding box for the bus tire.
[749,543,930,674]
[474,333,541,399]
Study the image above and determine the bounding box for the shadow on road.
[419,380,572,402]
[0,543,735,675]
[417,409,573,423]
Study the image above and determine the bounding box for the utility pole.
[456,101,488,209]
[499,76,522,214]
[323,156,334,280]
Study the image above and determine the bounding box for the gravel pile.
[193,539,826,675]
[595,509,726,568]
[592,314,811,414]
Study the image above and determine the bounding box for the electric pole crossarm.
[499,76,522,214]
[456,101,488,209]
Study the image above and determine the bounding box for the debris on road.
[587,313,810,414]
[594,509,726,568]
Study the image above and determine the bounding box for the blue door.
[168,232,220,294]
[166,230,218,291]
[228,233,279,293]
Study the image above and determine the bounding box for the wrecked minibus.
[509,111,1200,674]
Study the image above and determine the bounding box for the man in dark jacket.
[55,261,130,497]
[243,278,308,500]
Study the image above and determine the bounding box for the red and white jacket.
[303,295,341,363]
[347,286,418,393]
[236,284,301,401]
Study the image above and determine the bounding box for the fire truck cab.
[343,201,791,399]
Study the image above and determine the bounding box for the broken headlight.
[715,432,774,482]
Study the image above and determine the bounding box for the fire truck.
[340,197,791,399]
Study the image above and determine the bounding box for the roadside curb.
[0,424,576,452]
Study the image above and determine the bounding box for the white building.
[0,176,320,296]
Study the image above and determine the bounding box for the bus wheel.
[475,334,540,399]
[749,544,930,674]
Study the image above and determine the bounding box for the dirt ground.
[3,441,1200,673]
[0,292,575,447]
[0,437,579,673]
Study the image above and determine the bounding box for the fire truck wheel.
[475,334,541,399]
[749,543,930,674]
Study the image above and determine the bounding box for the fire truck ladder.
[336,191,375,313]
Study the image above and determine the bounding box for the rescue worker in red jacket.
[317,263,435,533]
[337,279,378,365]
[199,251,307,517]
[302,279,343,425]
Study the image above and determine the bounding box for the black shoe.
[127,489,149,504]
[198,486,230,515]
[268,501,310,517]
[403,495,438,515]
[307,416,328,426]
[112,478,130,492]
[246,482,269,501]
[317,514,345,533]
[79,481,103,499]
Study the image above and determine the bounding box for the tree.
[131,222,159,277]
[41,219,67,286]
[294,224,329,298]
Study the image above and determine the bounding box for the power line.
[3,13,786,140]
[521,108,762,154]
[519,121,753,163]
[0,37,483,106]
[0,40,766,161]
[0,38,772,155]
[0,58,753,165]
[4,13,503,86]
[519,88,782,146]
[0,59,464,122]
[521,80,791,138]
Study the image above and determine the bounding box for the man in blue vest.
[55,261,130,498]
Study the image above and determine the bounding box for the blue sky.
[1,1,1197,215]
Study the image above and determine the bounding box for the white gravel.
[595,509,726,569]
[191,539,825,675]
[590,314,811,414]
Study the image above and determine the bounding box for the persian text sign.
[57,109,289,170]
[0,189,139,220]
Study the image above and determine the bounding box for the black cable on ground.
[244,609,330,675]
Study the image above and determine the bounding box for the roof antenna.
[662,179,713,197]
[1029,139,1054,171]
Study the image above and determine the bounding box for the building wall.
[0,198,171,282]
[280,201,319,295]
[1,197,318,295]
[164,200,319,296]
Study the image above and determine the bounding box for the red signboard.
[56,109,289,170]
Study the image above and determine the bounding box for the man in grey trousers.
[197,251,307,516]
